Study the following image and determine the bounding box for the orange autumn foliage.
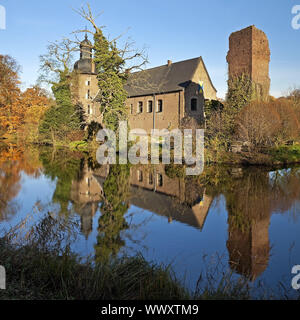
[0,55,50,136]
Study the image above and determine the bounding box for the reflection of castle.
[129,165,213,230]
[69,163,273,281]
[70,164,213,238]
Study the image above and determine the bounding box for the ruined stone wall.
[226,25,270,101]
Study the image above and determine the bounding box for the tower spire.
[85,26,88,40]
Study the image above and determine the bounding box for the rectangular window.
[137,101,143,114]
[137,170,143,182]
[149,173,153,185]
[86,90,90,100]
[191,98,197,111]
[86,80,91,86]
[157,100,163,113]
[88,105,91,115]
[147,100,153,113]
[157,173,163,187]
[130,104,133,114]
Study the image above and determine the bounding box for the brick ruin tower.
[226,25,271,101]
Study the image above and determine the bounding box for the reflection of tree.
[39,148,84,215]
[269,168,300,219]
[0,145,42,221]
[95,164,131,263]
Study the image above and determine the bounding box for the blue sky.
[0,0,299,98]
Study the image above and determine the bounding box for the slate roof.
[125,56,216,97]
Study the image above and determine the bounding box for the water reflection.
[0,145,300,288]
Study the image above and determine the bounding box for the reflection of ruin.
[227,217,270,281]
[225,170,271,281]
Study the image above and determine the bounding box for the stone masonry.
[226,25,271,101]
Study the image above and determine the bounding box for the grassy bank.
[0,238,254,300]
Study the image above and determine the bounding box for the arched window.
[191,98,197,111]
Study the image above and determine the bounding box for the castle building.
[125,58,217,133]
[73,35,102,124]
[226,25,271,101]
[73,36,217,130]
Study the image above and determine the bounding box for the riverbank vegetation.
[205,75,300,165]
[0,214,267,300]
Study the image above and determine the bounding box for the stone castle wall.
[226,25,270,101]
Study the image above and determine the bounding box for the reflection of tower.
[227,217,270,281]
[70,163,104,239]
[226,169,271,281]
[80,202,97,239]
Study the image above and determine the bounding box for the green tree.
[226,74,254,112]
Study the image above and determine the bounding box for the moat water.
[0,145,299,298]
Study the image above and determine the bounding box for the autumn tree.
[19,86,50,143]
[0,55,21,135]
[235,101,282,149]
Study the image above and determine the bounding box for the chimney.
[167,60,172,66]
